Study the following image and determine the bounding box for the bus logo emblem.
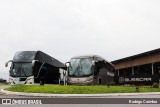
[119,77,124,83]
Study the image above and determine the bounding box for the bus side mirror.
[32,60,38,67]
[92,60,95,66]
[64,62,70,71]
[5,62,8,67]
[65,62,70,68]
[5,60,13,67]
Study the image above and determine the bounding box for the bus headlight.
[25,76,34,84]
[85,76,93,82]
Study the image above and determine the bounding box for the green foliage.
[152,83,159,88]
[110,82,116,86]
[5,85,160,94]
[135,87,139,92]
[0,83,9,86]
[0,78,7,83]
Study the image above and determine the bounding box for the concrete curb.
[1,89,160,97]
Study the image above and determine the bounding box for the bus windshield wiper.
[21,68,27,76]
[72,66,79,76]
[79,62,85,75]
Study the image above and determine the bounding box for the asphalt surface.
[1,104,160,107]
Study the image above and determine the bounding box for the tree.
[0,78,7,83]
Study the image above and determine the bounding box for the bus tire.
[40,80,44,86]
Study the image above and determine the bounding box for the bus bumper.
[9,76,34,85]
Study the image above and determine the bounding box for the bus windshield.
[10,63,33,77]
[13,51,36,60]
[68,58,93,76]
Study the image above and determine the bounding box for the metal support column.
[132,67,134,75]
[118,70,119,76]
[152,63,154,75]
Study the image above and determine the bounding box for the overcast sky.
[0,0,160,80]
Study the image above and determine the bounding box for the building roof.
[112,48,160,64]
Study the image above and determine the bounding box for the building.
[112,48,160,85]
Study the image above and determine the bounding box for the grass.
[5,85,160,94]
[0,83,9,86]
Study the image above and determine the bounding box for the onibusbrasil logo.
[2,99,42,105]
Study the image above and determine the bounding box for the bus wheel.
[40,80,44,86]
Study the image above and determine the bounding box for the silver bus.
[66,55,115,85]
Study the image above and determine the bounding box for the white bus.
[5,51,66,85]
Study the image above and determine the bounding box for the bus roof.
[71,55,115,67]
[71,55,96,59]
[13,50,65,68]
